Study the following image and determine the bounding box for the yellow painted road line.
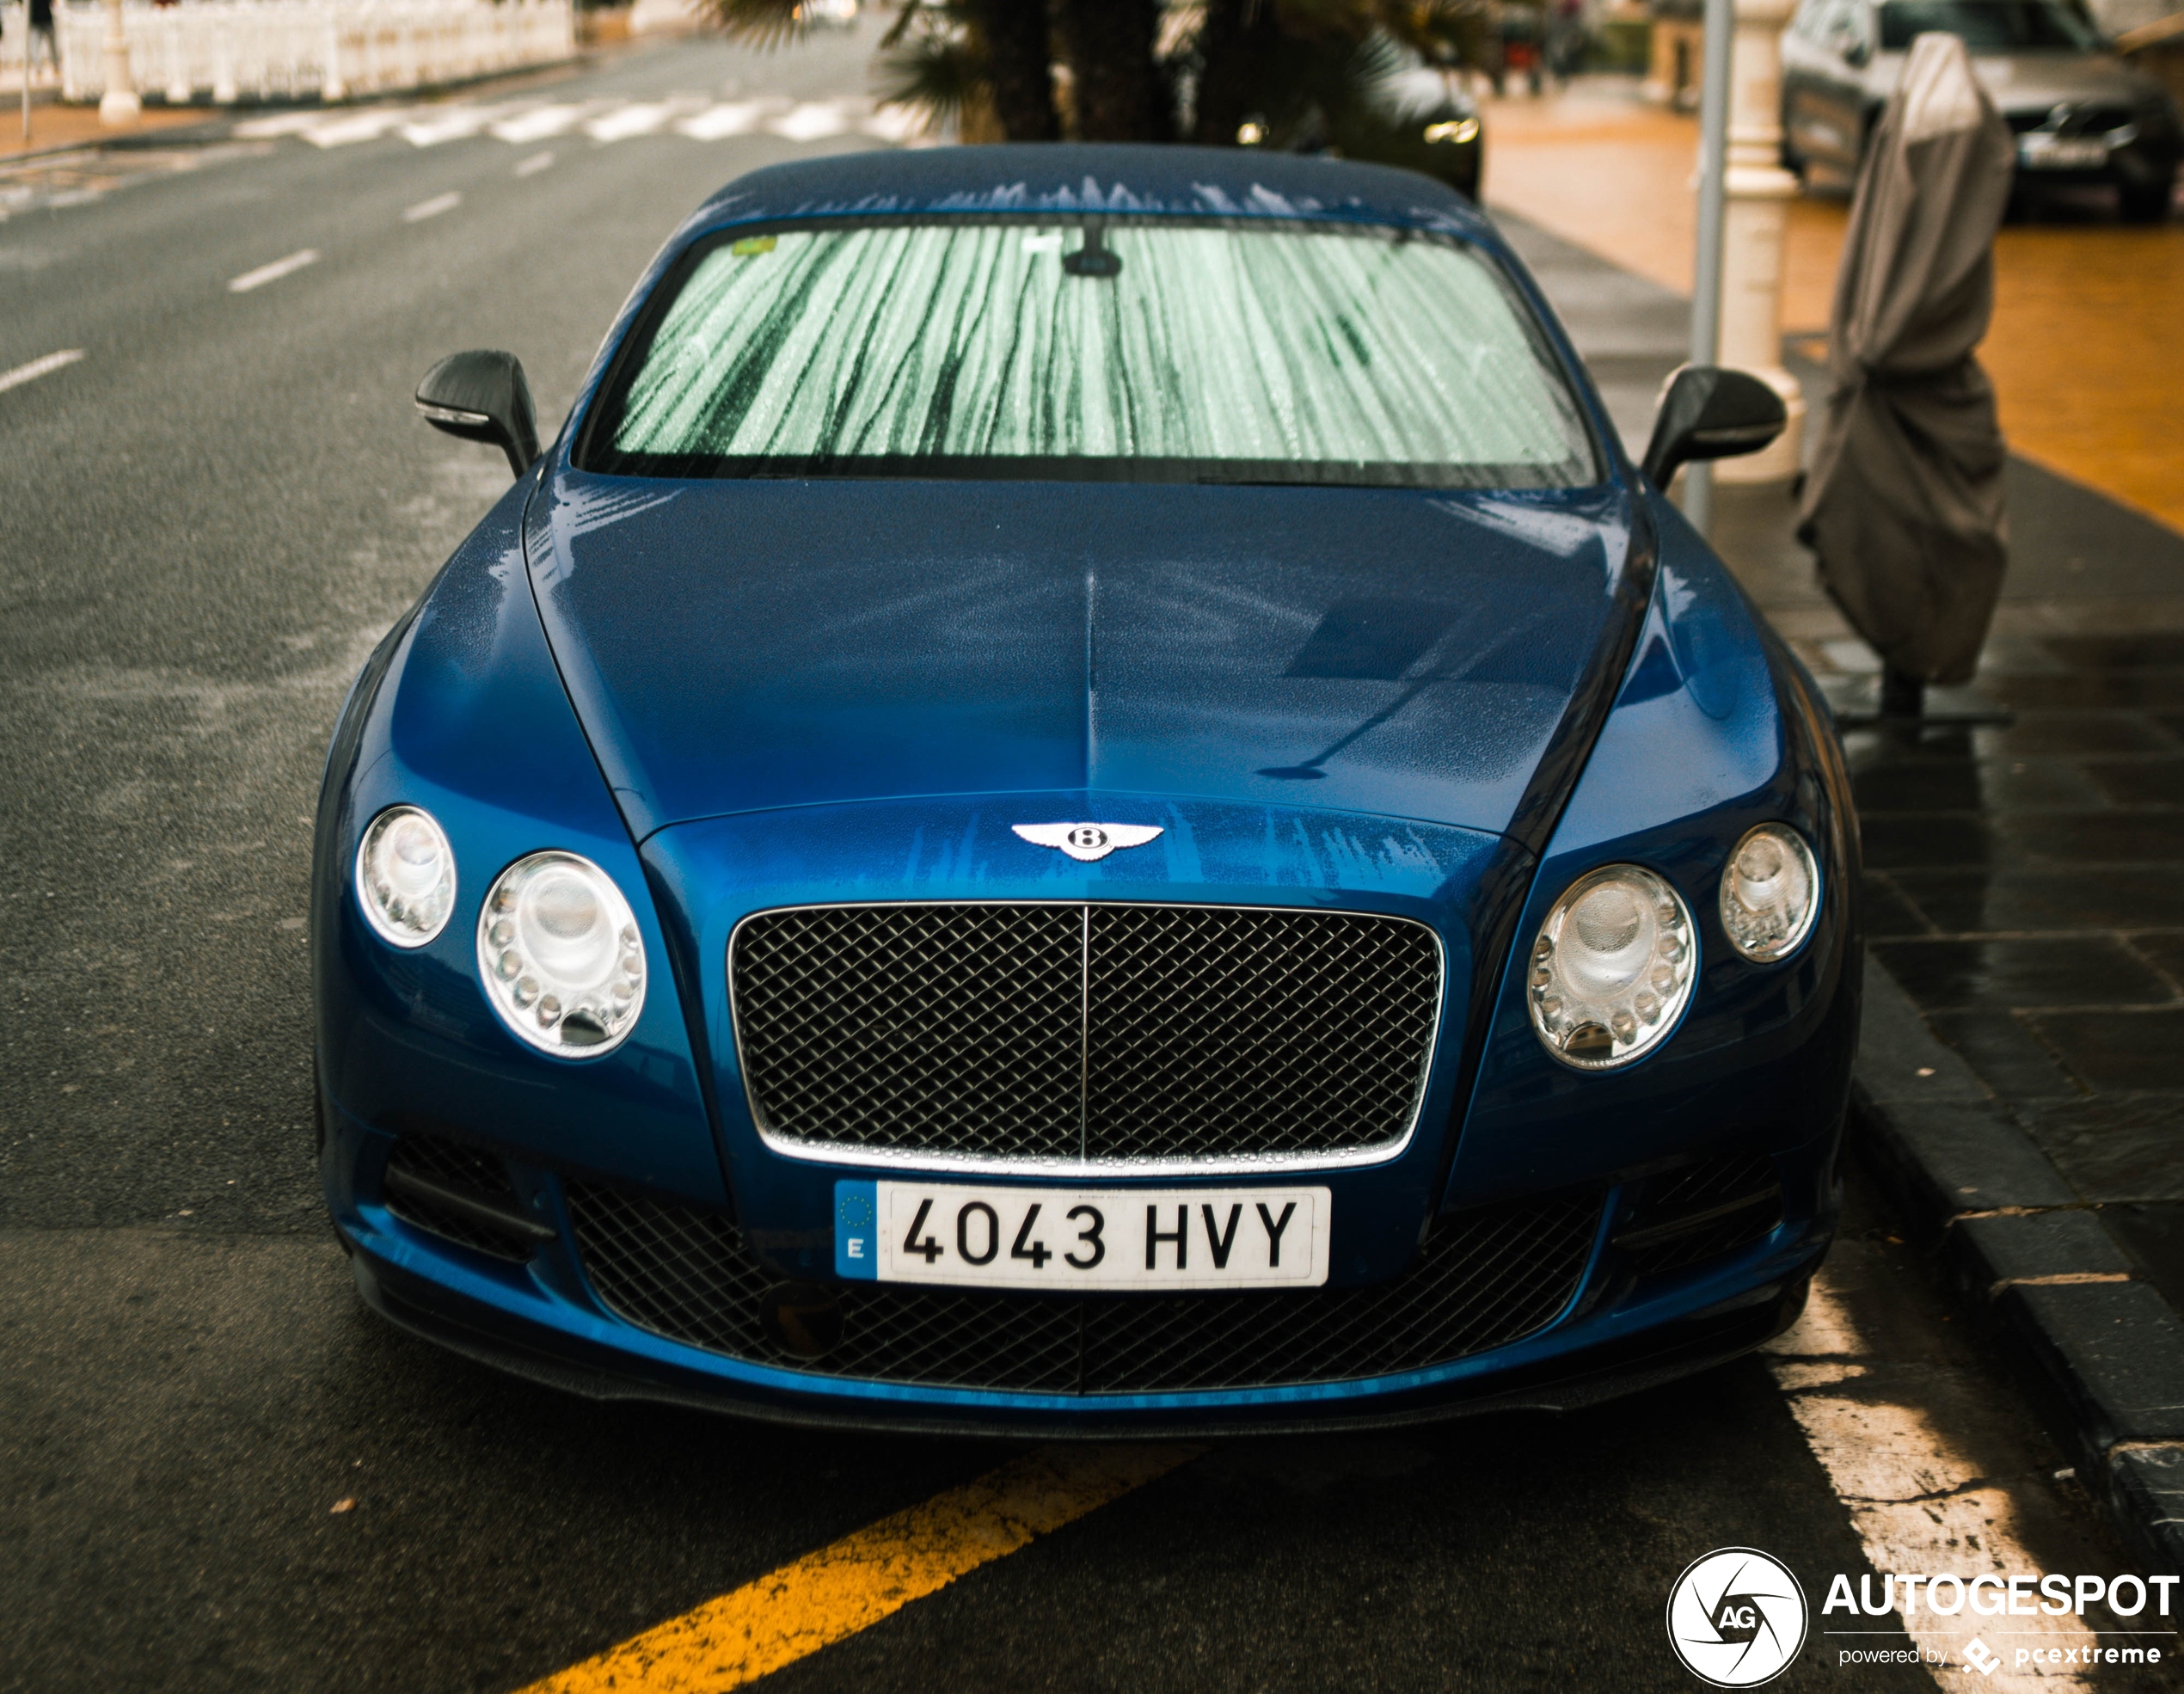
[519,1443,1200,1694]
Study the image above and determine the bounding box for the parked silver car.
[1781,0,2181,220]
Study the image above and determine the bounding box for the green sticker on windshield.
[731,236,777,257]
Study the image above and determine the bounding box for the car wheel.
[2119,174,2175,224]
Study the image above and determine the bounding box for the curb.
[1850,956,2184,1574]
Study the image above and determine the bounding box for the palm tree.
[697,0,1488,151]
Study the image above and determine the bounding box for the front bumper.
[328,1096,1839,1435]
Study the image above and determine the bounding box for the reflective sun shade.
[586,219,1598,489]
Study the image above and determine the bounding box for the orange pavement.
[1481,83,2184,532]
[1,95,204,161]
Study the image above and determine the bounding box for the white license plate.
[2019,135,2107,169]
[832,1179,1330,1292]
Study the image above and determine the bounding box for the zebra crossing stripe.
[675,99,780,140]
[490,103,597,144]
[399,104,519,147]
[236,95,916,151]
[583,101,687,142]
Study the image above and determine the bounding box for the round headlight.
[1720,824,1820,963]
[476,851,646,1057]
[1528,864,1696,1070]
[354,806,456,948]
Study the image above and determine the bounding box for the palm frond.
[692,0,808,49]
[874,19,1001,140]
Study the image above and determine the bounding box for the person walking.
[26,0,58,84]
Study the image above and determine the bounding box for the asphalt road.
[0,26,2172,1692]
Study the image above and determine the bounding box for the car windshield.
[581,218,1599,489]
[1877,0,2100,51]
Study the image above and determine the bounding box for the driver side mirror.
[1641,365,1788,488]
[414,350,539,478]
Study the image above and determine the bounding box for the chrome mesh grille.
[730,903,1442,1163]
[565,1181,1600,1394]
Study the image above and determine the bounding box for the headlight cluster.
[1527,824,1820,1071]
[355,807,456,947]
[353,812,645,1058]
[1719,824,1819,963]
[1528,865,1696,1070]
[477,851,647,1055]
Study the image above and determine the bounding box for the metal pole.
[1684,0,1735,535]
[23,0,34,142]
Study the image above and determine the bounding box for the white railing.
[56,0,575,106]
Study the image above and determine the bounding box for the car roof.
[688,142,1494,242]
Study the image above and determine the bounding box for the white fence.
[53,0,574,105]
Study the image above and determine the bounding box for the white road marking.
[301,109,419,149]
[248,95,915,152]
[491,102,594,143]
[859,105,925,143]
[771,99,850,142]
[675,98,780,140]
[402,191,463,223]
[0,347,86,395]
[230,111,336,138]
[513,150,555,177]
[584,101,682,142]
[227,249,320,292]
[1768,1274,2102,1687]
[400,106,516,148]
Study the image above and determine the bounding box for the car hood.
[522,472,1638,842]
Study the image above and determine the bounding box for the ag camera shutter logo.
[1667,1547,1808,1686]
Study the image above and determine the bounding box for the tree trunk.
[1192,0,1276,146]
[967,0,1058,142]
[1058,0,1166,141]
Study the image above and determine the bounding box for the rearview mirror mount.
[1641,365,1789,488]
[414,350,540,478]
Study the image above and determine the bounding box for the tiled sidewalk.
[1498,203,2184,1566]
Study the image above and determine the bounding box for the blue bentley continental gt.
[315,144,1858,1433]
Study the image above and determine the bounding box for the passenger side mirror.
[1641,365,1788,488]
[414,350,540,478]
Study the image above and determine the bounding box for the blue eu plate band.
[836,1179,879,1280]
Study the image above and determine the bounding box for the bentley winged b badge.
[1010,822,1163,863]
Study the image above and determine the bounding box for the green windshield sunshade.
[595,220,1598,489]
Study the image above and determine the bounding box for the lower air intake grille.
[728,902,1444,1164]
[383,1133,538,1262]
[564,1182,1600,1394]
[1617,1151,1783,1279]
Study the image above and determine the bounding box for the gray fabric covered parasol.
[1797,31,2015,686]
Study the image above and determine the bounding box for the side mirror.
[1641,365,1788,488]
[414,350,539,478]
